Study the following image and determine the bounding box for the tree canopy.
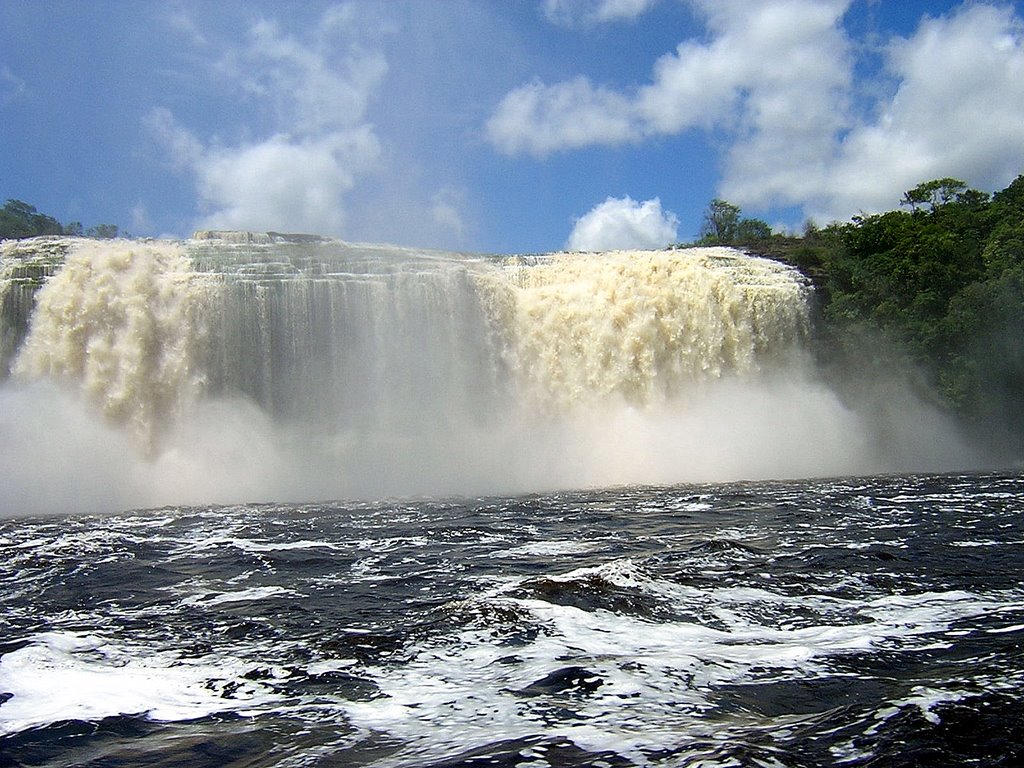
[706,175,1024,452]
[696,198,772,247]
[0,199,119,240]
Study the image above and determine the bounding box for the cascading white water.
[489,249,809,409]
[11,240,214,448]
[4,235,809,440]
[193,241,509,437]
[0,233,971,513]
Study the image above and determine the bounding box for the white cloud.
[0,65,26,105]
[635,0,851,136]
[567,196,678,250]
[542,0,659,26]
[488,0,851,164]
[144,107,204,170]
[231,16,387,137]
[148,6,387,236]
[491,1,1024,226]
[815,3,1024,221]
[690,0,853,208]
[167,8,209,48]
[195,129,381,234]
[487,76,638,156]
[429,188,467,240]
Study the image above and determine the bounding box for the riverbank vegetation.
[0,199,120,240]
[693,176,1024,454]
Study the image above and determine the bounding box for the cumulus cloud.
[813,3,1024,221]
[194,130,381,234]
[542,0,659,27]
[566,196,678,250]
[488,0,850,163]
[490,0,1024,225]
[487,76,638,156]
[148,7,387,236]
[686,0,853,208]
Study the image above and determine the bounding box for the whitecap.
[0,632,278,736]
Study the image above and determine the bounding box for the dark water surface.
[2,472,1023,767]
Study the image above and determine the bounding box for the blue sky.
[2,0,1024,253]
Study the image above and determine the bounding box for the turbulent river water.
[1,235,1019,765]
[2,472,1023,767]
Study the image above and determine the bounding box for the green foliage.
[816,175,1024,449]
[0,199,120,240]
[86,223,119,239]
[736,217,772,243]
[693,175,1024,451]
[0,199,64,239]
[899,177,972,212]
[698,199,741,244]
[696,198,773,248]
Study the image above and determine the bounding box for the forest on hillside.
[695,176,1024,454]
[0,199,119,240]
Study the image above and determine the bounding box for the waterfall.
[9,239,213,448]
[2,232,967,512]
[491,249,808,409]
[2,234,809,443]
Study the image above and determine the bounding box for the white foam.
[986,623,1024,634]
[339,567,1020,763]
[951,539,1024,548]
[680,501,714,511]
[180,585,299,606]
[182,536,349,554]
[493,540,599,557]
[0,632,278,736]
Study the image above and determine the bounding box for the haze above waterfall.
[0,235,975,515]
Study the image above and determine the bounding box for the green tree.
[699,199,741,244]
[0,199,64,239]
[900,177,970,213]
[0,200,121,240]
[697,199,773,246]
[939,264,1024,446]
[815,173,1024,449]
[688,175,1024,450]
[86,223,119,239]
[736,217,772,244]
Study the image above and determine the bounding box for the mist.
[0,368,979,518]
[0,239,984,517]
